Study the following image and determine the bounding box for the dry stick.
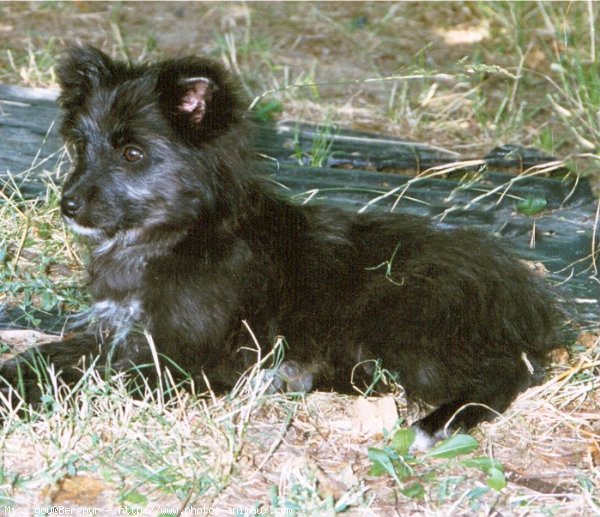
[548,95,597,150]
[396,161,486,213]
[541,404,600,443]
[29,119,56,170]
[517,66,583,112]
[494,162,564,205]
[536,1,556,35]
[538,54,600,146]
[553,267,575,288]
[16,145,66,178]
[214,323,284,426]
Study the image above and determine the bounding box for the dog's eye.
[123,146,144,163]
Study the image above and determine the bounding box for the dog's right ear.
[56,45,119,111]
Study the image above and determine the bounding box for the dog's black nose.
[61,196,83,218]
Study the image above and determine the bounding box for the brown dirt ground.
[0,1,578,153]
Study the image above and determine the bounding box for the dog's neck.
[87,225,188,302]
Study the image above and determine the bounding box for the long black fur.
[0,46,563,446]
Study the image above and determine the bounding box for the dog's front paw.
[277,360,313,392]
[261,361,314,394]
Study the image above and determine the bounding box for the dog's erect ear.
[178,77,217,125]
[156,58,245,142]
[56,45,120,111]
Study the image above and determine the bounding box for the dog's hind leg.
[410,355,534,451]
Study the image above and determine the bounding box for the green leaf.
[425,434,478,458]
[486,467,507,491]
[461,456,504,473]
[368,447,401,484]
[516,196,547,216]
[41,291,56,311]
[385,446,413,480]
[401,482,425,499]
[369,460,387,477]
[391,428,416,457]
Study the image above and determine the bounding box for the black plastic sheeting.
[1,84,599,332]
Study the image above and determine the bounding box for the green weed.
[292,118,337,168]
[369,429,506,501]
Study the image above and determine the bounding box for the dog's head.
[56,45,248,240]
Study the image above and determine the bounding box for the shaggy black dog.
[0,46,563,449]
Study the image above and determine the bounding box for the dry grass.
[0,1,599,515]
[0,338,597,515]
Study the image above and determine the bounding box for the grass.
[0,346,597,513]
[4,38,57,86]
[0,150,88,328]
[0,369,234,509]
[291,116,338,168]
[0,186,86,333]
[0,1,599,515]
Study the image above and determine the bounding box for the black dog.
[0,46,563,449]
